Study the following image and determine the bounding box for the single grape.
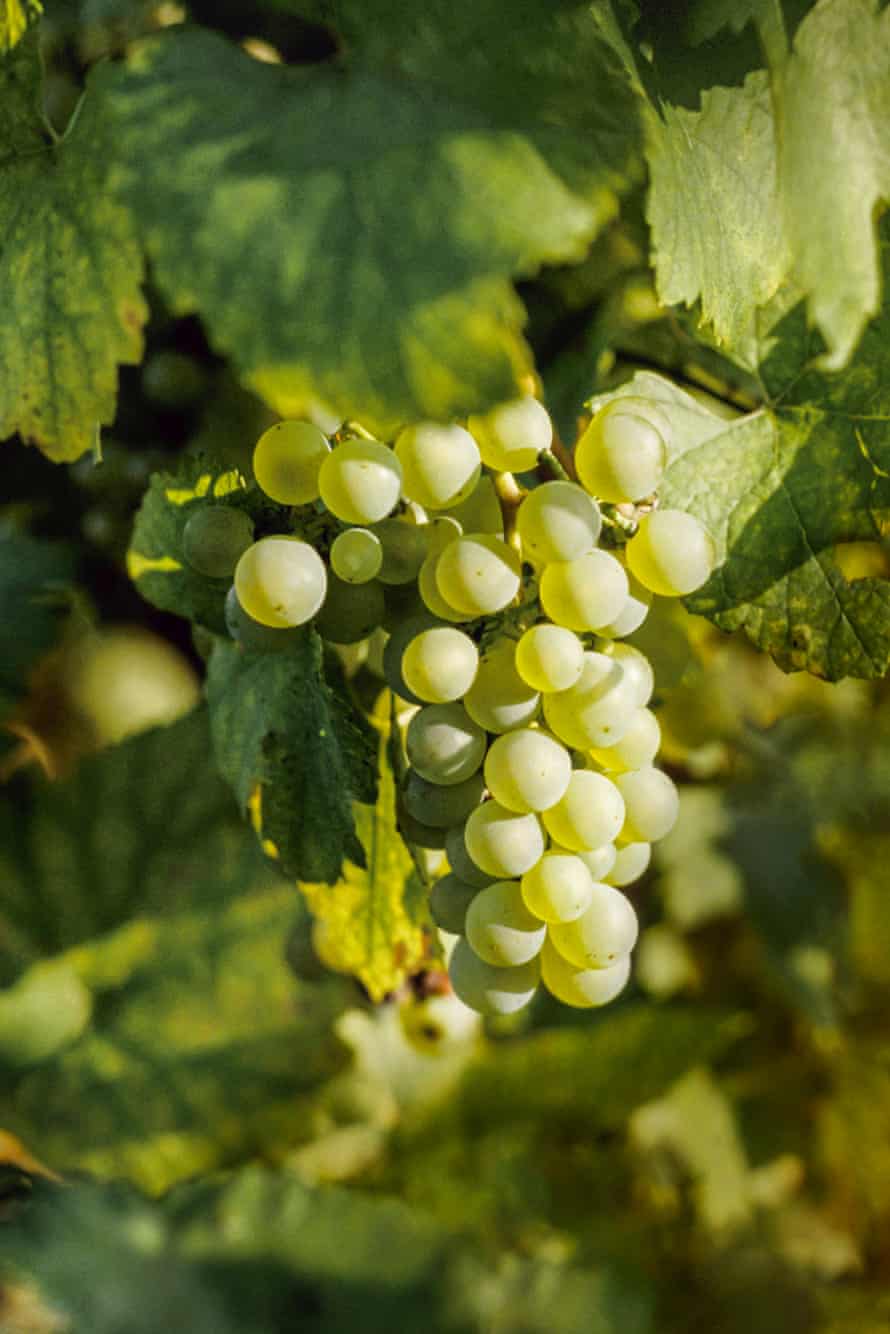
[464,638,540,733]
[330,528,383,584]
[397,806,448,849]
[605,841,651,887]
[575,842,617,881]
[594,571,652,639]
[182,505,255,579]
[542,770,625,852]
[540,549,628,632]
[252,420,331,504]
[429,874,479,934]
[406,702,486,786]
[373,518,430,585]
[403,768,485,828]
[466,880,546,966]
[625,509,716,597]
[234,536,327,628]
[614,768,679,842]
[606,642,654,708]
[575,400,668,503]
[520,850,594,923]
[464,801,545,878]
[394,423,481,510]
[318,438,402,524]
[548,882,638,969]
[589,708,661,772]
[418,550,470,622]
[542,651,638,749]
[467,394,552,472]
[515,623,584,693]
[445,823,498,888]
[401,626,479,703]
[435,534,522,617]
[541,936,631,1008]
[516,480,601,565]
[483,728,572,813]
[449,937,540,1016]
[436,474,503,537]
[315,572,384,643]
[224,585,304,653]
[382,612,440,703]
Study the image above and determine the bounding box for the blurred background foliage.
[2,1,890,1331]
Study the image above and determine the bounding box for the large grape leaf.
[0,709,273,984]
[300,722,433,1002]
[93,14,640,430]
[593,290,890,677]
[0,33,146,461]
[0,889,347,1193]
[206,635,377,884]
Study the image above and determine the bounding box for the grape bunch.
[182,394,716,1016]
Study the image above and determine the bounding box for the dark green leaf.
[0,531,74,726]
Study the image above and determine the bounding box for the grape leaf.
[0,531,74,729]
[0,709,273,984]
[127,455,263,634]
[206,635,377,884]
[0,0,41,54]
[94,18,640,429]
[593,312,890,678]
[0,888,348,1193]
[300,723,432,1002]
[0,34,146,461]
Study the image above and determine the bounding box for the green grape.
[315,572,384,643]
[520,850,594,924]
[406,702,486,786]
[625,509,716,597]
[575,400,668,503]
[542,770,625,852]
[252,420,331,504]
[548,882,638,969]
[614,767,679,842]
[606,642,654,708]
[330,528,383,584]
[542,651,638,749]
[464,638,540,733]
[575,842,617,881]
[483,727,572,813]
[589,707,661,772]
[418,550,470,622]
[182,505,255,578]
[516,480,601,565]
[394,423,481,509]
[399,991,480,1052]
[142,349,207,408]
[382,612,440,703]
[465,880,546,966]
[224,585,304,653]
[381,581,426,633]
[445,823,498,889]
[540,549,628,632]
[318,438,402,524]
[373,517,430,585]
[402,626,479,703]
[464,801,545,878]
[595,571,651,638]
[398,806,447,849]
[448,937,540,1016]
[403,767,485,828]
[429,874,479,935]
[515,623,584,693]
[436,474,503,537]
[468,394,552,473]
[541,936,631,1008]
[435,534,522,616]
[605,841,651,887]
[234,536,327,628]
[426,514,463,554]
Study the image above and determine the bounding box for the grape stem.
[537,441,576,483]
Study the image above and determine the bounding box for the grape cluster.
[183,395,716,1016]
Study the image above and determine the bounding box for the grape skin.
[515,623,584,693]
[315,573,384,644]
[465,880,547,966]
[589,707,661,773]
[542,652,638,750]
[382,612,441,704]
[394,423,481,510]
[541,937,631,1008]
[605,841,651,887]
[520,850,594,923]
[606,642,654,709]
[575,402,667,503]
[548,882,638,969]
[516,480,601,566]
[483,727,572,813]
[182,505,255,579]
[448,937,540,1016]
[401,626,479,703]
[464,801,546,879]
[234,536,327,628]
[225,585,303,653]
[318,438,402,524]
[468,394,552,473]
[429,874,479,934]
[625,509,716,597]
[406,702,486,786]
[614,767,679,842]
[330,528,383,584]
[464,639,540,733]
[436,533,521,616]
[542,770,625,852]
[445,824,498,888]
[402,768,484,828]
[253,420,331,505]
[373,518,430,585]
[540,549,629,633]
